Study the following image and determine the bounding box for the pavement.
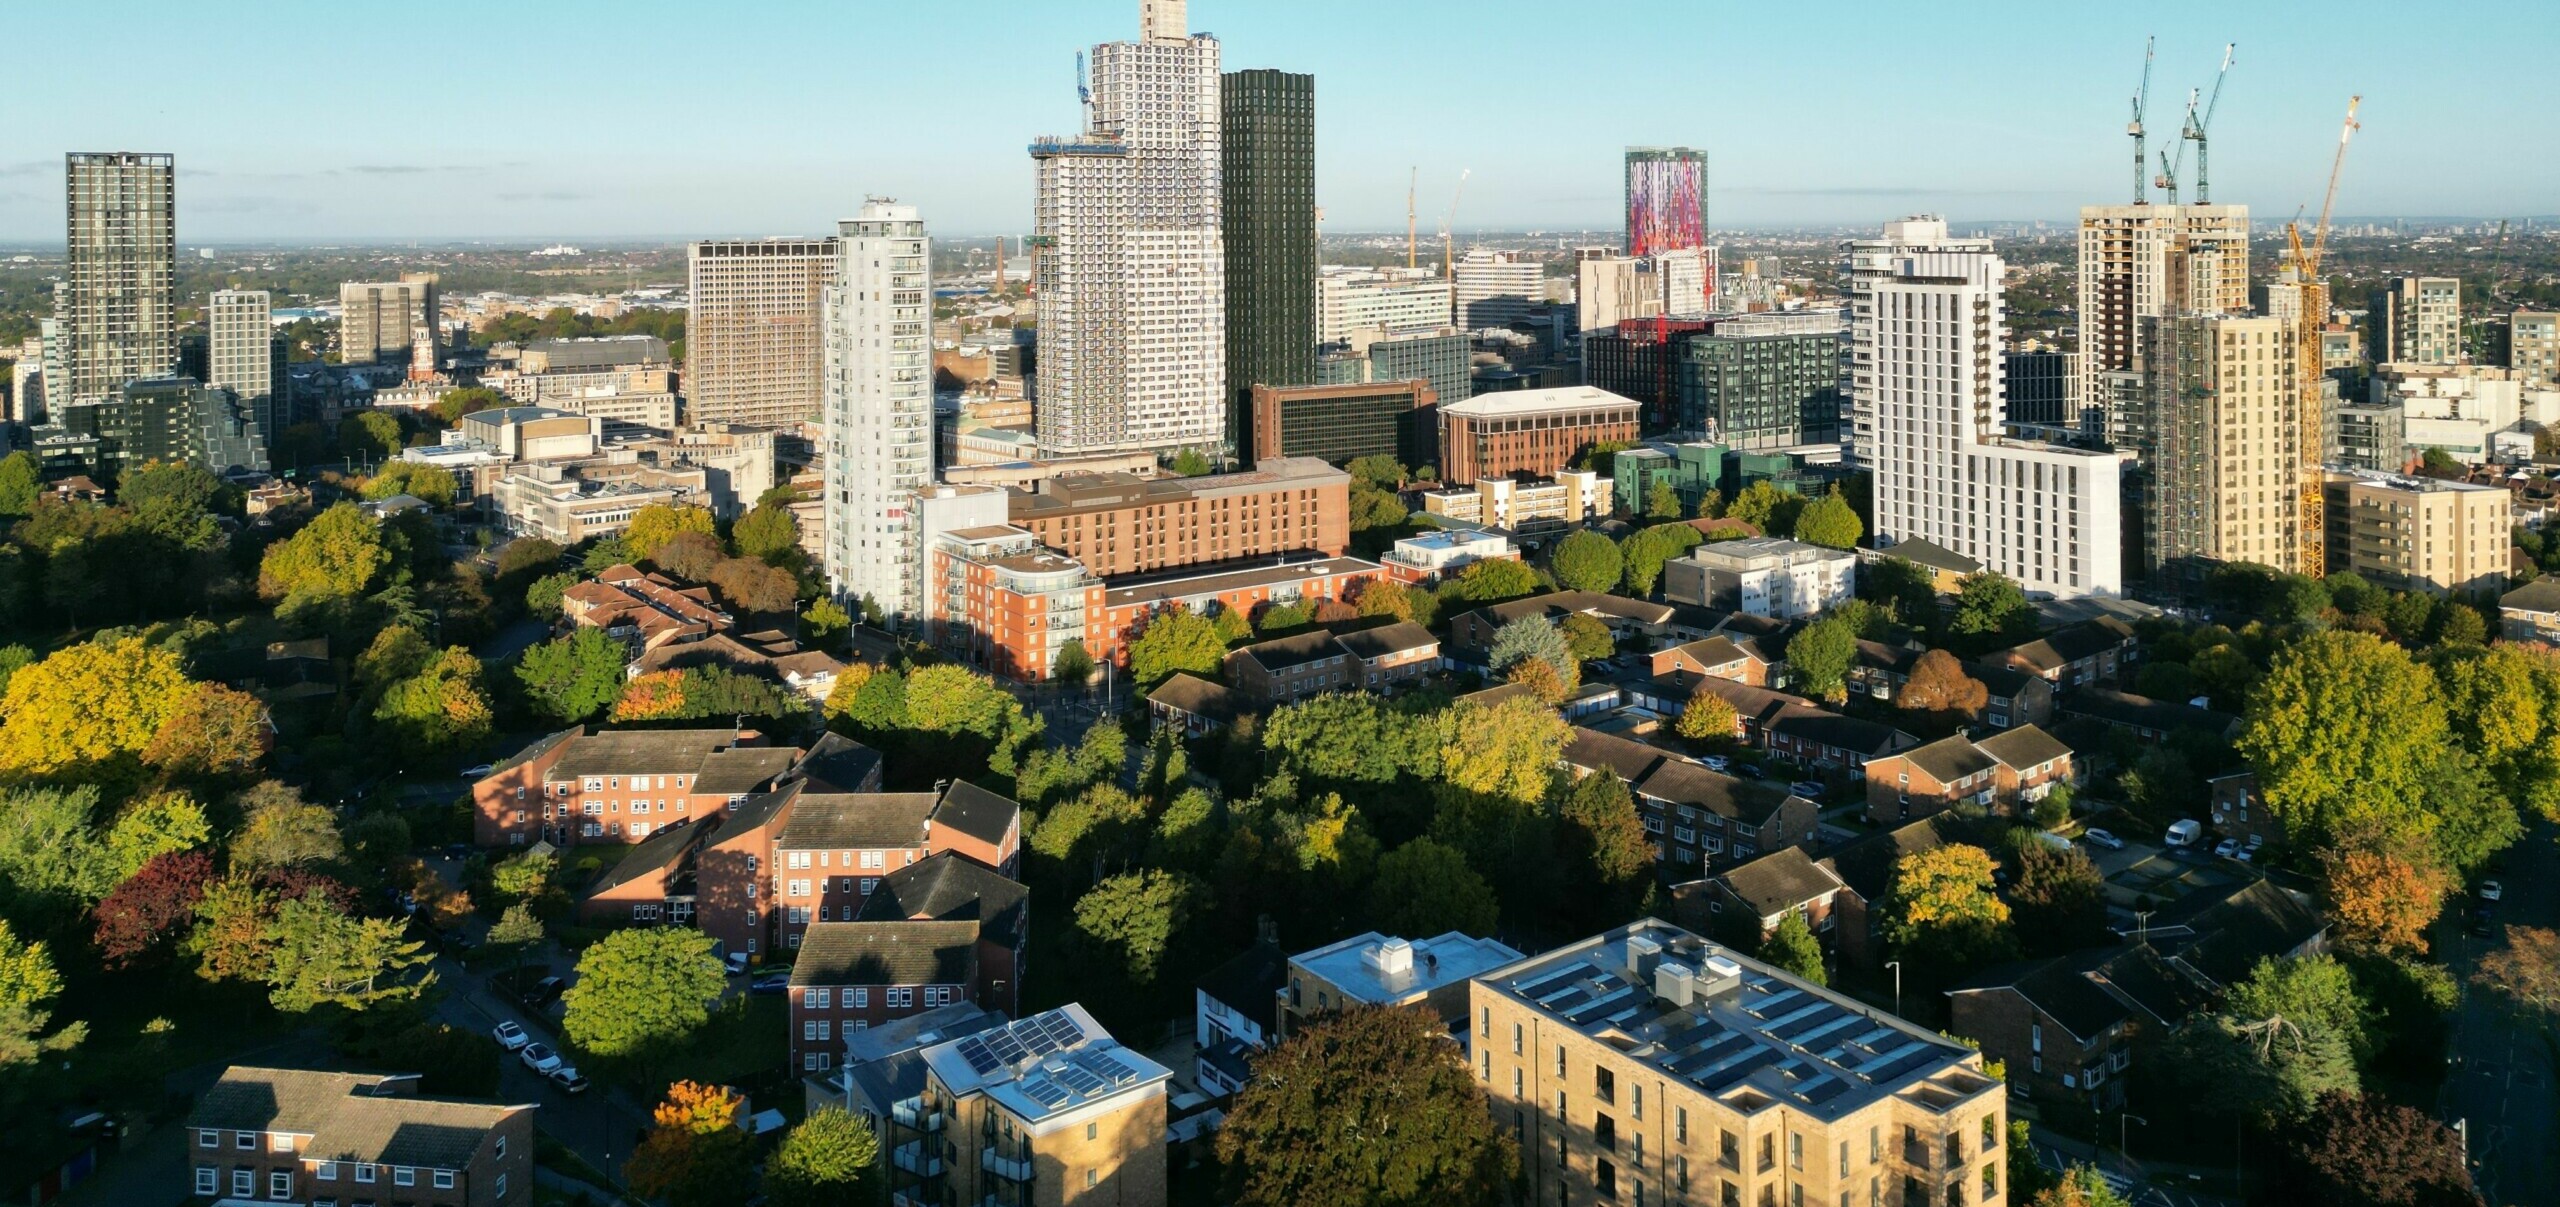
[2442,821,2559,1207]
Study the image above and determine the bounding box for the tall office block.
[2144,315,2302,581]
[1680,312,1845,448]
[338,274,438,366]
[1033,0,1225,459]
[1222,68,1316,454]
[1852,217,2120,597]
[1317,268,1451,343]
[820,201,934,621]
[2075,203,2249,445]
[1624,146,1707,257]
[2514,311,2559,389]
[208,289,286,440]
[687,239,836,429]
[2373,277,2463,365]
[62,152,177,405]
[1452,249,1540,330]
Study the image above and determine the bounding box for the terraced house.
[1564,728,1820,878]
[186,1067,534,1207]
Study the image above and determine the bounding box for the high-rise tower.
[62,152,176,405]
[2074,203,2249,441]
[1624,147,1707,257]
[687,239,836,429]
[209,289,285,440]
[1221,67,1316,461]
[339,273,439,367]
[1032,0,1225,459]
[821,200,934,620]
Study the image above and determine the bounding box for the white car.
[1701,756,1731,772]
[2080,828,2124,851]
[2480,881,2504,903]
[490,1021,530,1052]
[520,1043,563,1074]
[2212,838,2241,859]
[459,763,496,779]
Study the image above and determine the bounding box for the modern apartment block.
[56,376,269,476]
[1584,318,1711,431]
[1363,328,1473,411]
[187,1067,535,1207]
[2003,350,2069,428]
[209,288,284,437]
[1625,146,1708,257]
[1474,921,2008,1207]
[2074,203,2250,442]
[2514,311,2559,388]
[1851,217,2122,598]
[925,525,1109,682]
[1246,379,1434,466]
[1223,68,1317,445]
[1662,537,1855,619]
[1008,456,1350,577]
[687,237,835,429]
[340,273,440,366]
[1033,0,1226,460]
[820,199,933,620]
[1679,312,1845,448]
[1317,268,1454,344]
[893,1004,1172,1207]
[1576,248,1714,334]
[62,152,177,404]
[2328,401,2404,471]
[2322,471,2510,597]
[2142,314,2302,581]
[1453,249,1542,330]
[2373,277,2463,366]
[1438,385,1642,483]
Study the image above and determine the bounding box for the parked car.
[548,1066,590,1094]
[2080,828,2125,851]
[1700,756,1731,772]
[459,763,496,779]
[2164,819,2203,847]
[1788,780,1826,800]
[491,1021,530,1052]
[750,973,791,996]
[1737,764,1768,779]
[520,1043,563,1074]
[2212,838,2241,859]
[2471,909,2496,938]
[2244,834,2265,853]
[2479,881,2504,903]
[724,952,751,975]
[526,976,567,1005]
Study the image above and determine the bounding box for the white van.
[2164,819,2203,847]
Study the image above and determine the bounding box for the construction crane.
[2187,43,2235,203]
[2128,36,2156,204]
[2286,95,2362,576]
[2154,89,2197,202]
[1406,167,1418,270]
[1439,168,1471,281]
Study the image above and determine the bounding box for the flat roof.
[918,1004,1172,1130]
[1293,931,1523,1006]
[1103,556,1382,609]
[1480,920,1993,1123]
[1440,385,1642,419]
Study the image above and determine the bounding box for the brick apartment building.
[1223,620,1439,703]
[560,563,730,652]
[1437,385,1642,483]
[187,1067,535,1207]
[1861,726,2075,825]
[471,727,806,848]
[889,1006,1171,1207]
[1008,457,1350,578]
[1564,728,1819,878]
[788,854,1031,1071]
[772,780,1023,950]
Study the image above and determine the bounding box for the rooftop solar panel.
[1563,986,1639,1026]
[1697,1049,1782,1093]
[1796,1076,1851,1106]
[1510,963,1591,1001]
[1044,1012,1086,1048]
[1055,1065,1108,1096]
[986,1031,1028,1066]
[1851,1040,1931,1077]
[957,1038,1001,1076]
[1664,1032,1752,1076]
[1768,1004,1845,1041]
[1864,1050,1941,1086]
[1020,1076,1072,1108]
[1086,1053,1140,1085]
[1747,988,1803,1017]
[1755,1002,1830,1035]
[1789,1015,1863,1050]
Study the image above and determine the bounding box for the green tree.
[100,791,211,883]
[1677,686,1739,743]
[1785,617,1857,702]
[1728,481,1803,535]
[1645,478,1682,520]
[361,461,458,507]
[373,648,493,759]
[525,571,577,617]
[1073,869,1198,985]
[2007,839,2107,956]
[733,503,803,566]
[1487,615,1575,681]
[1793,487,1863,549]
[1367,838,1500,937]
[1211,603,1256,647]
[0,451,38,518]
[430,386,506,424]
[764,1107,882,1207]
[1759,910,1826,985]
[1050,638,1094,687]
[1438,696,1570,805]
[2238,631,2456,854]
[515,627,628,724]
[1346,455,1406,489]
[623,503,718,563]
[561,928,727,1059]
[258,502,389,600]
[1618,522,1705,596]
[1558,613,1614,663]
[800,597,851,650]
[339,411,403,462]
[1169,448,1213,477]
[262,896,433,1012]
[1257,600,1313,635]
[1549,530,1623,593]
[628,1082,754,1207]
[489,850,555,903]
[1128,605,1227,689]
[232,782,344,869]
[1949,572,2035,648]
[1215,1003,1518,1207]
[1448,556,1540,603]
[0,918,76,1067]
[1881,844,2017,970]
[2032,1166,2135,1207]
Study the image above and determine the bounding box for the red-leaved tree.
[93,849,218,969]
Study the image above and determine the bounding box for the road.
[428,946,652,1189]
[2443,820,2559,1207]
[2027,1125,2239,1207]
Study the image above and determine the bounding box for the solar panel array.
[955,1036,1002,1077]
[1019,1075,1072,1108]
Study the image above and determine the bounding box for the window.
[1840,1140,1850,1177]
[1676,1108,1687,1144]
[195,1168,217,1195]
[811,988,832,1009]
[1480,1007,1490,1038]
[237,1130,256,1150]
[853,988,870,1008]
[1632,1083,1642,1120]
[357,1164,377,1184]
[318,1162,338,1182]
[1720,1129,1739,1171]
[889,987,913,1008]
[1556,1044,1567,1077]
[1514,1069,1523,1098]
[1982,1163,1998,1200]
[1513,1023,1524,1055]
[497,1173,508,1199]
[394,1167,415,1187]
[232,1168,254,1196]
[270,1169,294,1199]
[198,1130,217,1148]
[1596,1066,1616,1104]
[1088,1122,1099,1140]
[1790,1133,1803,1171]
[1759,1132,1776,1173]
[805,1020,831,1041]
[1983,1116,1997,1151]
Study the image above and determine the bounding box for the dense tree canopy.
[1128,605,1226,690]
[258,503,389,600]
[2279,1091,2482,1207]
[516,627,629,725]
[1785,617,1857,703]
[0,638,196,777]
[1366,839,1499,937]
[561,928,727,1059]
[1793,486,1863,549]
[1548,530,1623,593]
[624,503,717,563]
[763,1107,882,1207]
[1881,844,2016,970]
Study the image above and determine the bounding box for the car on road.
[2471,909,2496,938]
[520,1043,563,1074]
[548,1066,590,1094]
[2479,881,2504,903]
[459,763,496,779]
[2212,838,2241,859]
[491,1021,530,1051]
[2080,828,2125,851]
[750,973,791,995]
[724,952,751,975]
[1700,756,1731,772]
[1788,780,1826,800]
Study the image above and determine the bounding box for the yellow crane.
[2287,95,2361,574]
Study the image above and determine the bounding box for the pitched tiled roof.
[1951,954,2134,1044]
[1976,725,2072,771]
[1897,735,1997,783]
[1764,706,1914,758]
[932,780,1021,849]
[2064,688,2239,738]
[778,793,939,850]
[694,746,803,795]
[854,854,1029,949]
[795,733,883,793]
[1232,630,1345,673]
[1997,618,2135,672]
[2153,880,2328,989]
[1635,760,1792,823]
[1854,641,1922,675]
[1967,660,2040,698]
[1874,537,1980,576]
[1670,636,1751,668]
[587,817,715,893]
[1565,727,1672,784]
[1332,620,1437,661]
[1819,816,1961,901]
[791,921,981,987]
[549,728,737,780]
[2503,578,2560,613]
[189,1068,527,1169]
[1716,847,1846,916]
[1148,673,1243,723]
[1473,590,1675,629]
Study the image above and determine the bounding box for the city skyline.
[7,0,2556,242]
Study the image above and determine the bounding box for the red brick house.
[2207,770,2285,849]
[1146,673,1244,737]
[1225,621,1440,703]
[854,854,1030,1019]
[1970,660,2057,730]
[787,920,982,1072]
[1682,846,1847,941]
[1816,816,1965,972]
[1946,945,2200,1111]
[1562,728,1819,878]
[187,1067,535,1207]
[1649,634,1778,687]
[1984,617,2137,692]
[771,781,1022,950]
[470,726,804,848]
[1863,725,2075,824]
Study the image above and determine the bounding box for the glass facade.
[1222,68,1318,456]
[1679,331,1840,449]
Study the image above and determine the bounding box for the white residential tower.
[821,200,933,619]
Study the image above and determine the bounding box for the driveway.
[2443,821,2559,1207]
[429,952,651,1190]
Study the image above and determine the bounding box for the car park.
[548,1066,589,1094]
[2212,838,2241,859]
[520,1043,563,1074]
[2080,828,2125,851]
[491,1021,529,1051]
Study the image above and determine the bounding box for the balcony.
[893,1096,945,1133]
[893,1140,945,1177]
[981,1147,1035,1183]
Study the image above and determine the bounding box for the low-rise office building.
[1420,470,1613,533]
[1246,379,1435,467]
[1439,386,1641,483]
[1379,527,1519,585]
[1010,457,1350,578]
[1662,537,1853,619]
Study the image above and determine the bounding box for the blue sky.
[4,0,2552,242]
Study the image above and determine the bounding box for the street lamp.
[1885,960,1903,1018]
[2119,1112,2148,1179]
